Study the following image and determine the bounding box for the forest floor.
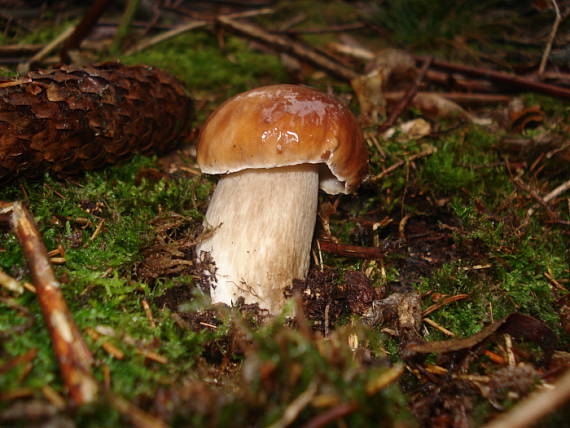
[0,1,569,427]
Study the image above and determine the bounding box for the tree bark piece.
[0,201,97,405]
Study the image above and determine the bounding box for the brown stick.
[217,16,358,81]
[60,0,114,63]
[0,201,97,405]
[538,0,562,76]
[317,240,384,259]
[420,56,570,100]
[377,57,432,133]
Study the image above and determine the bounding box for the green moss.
[120,32,288,119]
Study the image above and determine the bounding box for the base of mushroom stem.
[197,163,319,314]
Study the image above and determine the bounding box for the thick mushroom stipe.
[197,164,318,313]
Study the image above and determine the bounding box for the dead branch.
[482,369,570,428]
[538,0,562,76]
[125,8,274,56]
[377,57,432,133]
[60,0,114,63]
[421,56,570,100]
[217,16,358,81]
[0,201,97,405]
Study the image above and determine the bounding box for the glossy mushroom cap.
[197,84,368,194]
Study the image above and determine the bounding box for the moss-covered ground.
[0,1,568,426]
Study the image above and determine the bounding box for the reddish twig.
[377,57,432,133]
[420,56,570,100]
[317,240,384,259]
[0,201,97,405]
[423,294,470,317]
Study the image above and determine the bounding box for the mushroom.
[196,84,368,314]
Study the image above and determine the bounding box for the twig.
[317,240,384,259]
[125,20,207,55]
[125,7,273,56]
[366,363,404,395]
[0,201,97,405]
[482,369,570,428]
[371,147,437,182]
[0,348,37,376]
[85,327,125,360]
[328,42,374,61]
[110,0,141,55]
[0,297,34,337]
[385,91,511,105]
[60,0,114,63]
[274,22,365,35]
[142,299,156,328]
[18,24,76,73]
[268,382,318,428]
[377,57,432,133]
[420,56,570,100]
[423,317,455,337]
[527,178,570,217]
[108,392,169,428]
[423,294,469,317]
[217,16,358,81]
[0,268,24,294]
[0,44,42,56]
[302,402,359,428]
[538,0,562,76]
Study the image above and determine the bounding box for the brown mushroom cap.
[197,84,368,194]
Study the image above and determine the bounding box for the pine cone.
[0,62,193,183]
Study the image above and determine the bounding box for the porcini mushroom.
[196,84,367,314]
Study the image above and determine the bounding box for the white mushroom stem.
[197,164,319,314]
